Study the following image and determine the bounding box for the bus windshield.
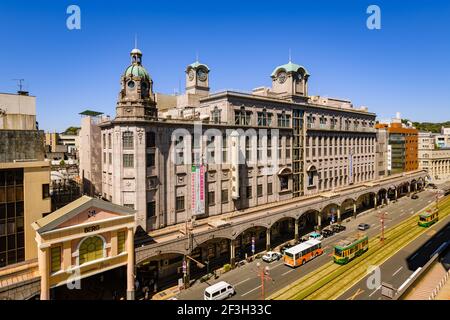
[285,252,294,259]
[334,248,343,256]
[419,216,427,221]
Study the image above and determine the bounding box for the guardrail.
[394,241,449,300]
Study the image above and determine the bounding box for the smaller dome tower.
[116,48,157,120]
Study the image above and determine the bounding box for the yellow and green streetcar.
[418,209,438,227]
[333,233,369,265]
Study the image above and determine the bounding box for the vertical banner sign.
[191,165,206,215]
[349,147,354,184]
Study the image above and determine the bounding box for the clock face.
[197,69,207,82]
[278,71,287,84]
[188,69,195,81]
[127,81,135,89]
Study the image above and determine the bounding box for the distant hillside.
[402,120,450,133]
[63,126,81,135]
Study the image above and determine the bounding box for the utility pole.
[377,211,391,245]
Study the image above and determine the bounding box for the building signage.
[191,164,205,215]
[387,145,392,171]
[84,225,100,233]
[349,148,354,184]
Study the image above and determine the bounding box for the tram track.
[269,195,450,300]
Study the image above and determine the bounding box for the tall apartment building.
[0,91,51,268]
[376,114,418,175]
[91,48,377,232]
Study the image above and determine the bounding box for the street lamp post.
[255,262,273,300]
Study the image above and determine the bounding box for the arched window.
[78,236,105,265]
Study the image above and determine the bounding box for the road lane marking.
[368,286,381,297]
[392,266,403,277]
[241,285,261,297]
[235,278,251,287]
[347,288,364,300]
[282,269,294,276]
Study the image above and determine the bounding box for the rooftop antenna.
[13,79,25,91]
[134,34,138,49]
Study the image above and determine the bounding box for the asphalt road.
[176,188,439,300]
[337,210,450,300]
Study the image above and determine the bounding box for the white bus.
[283,239,323,267]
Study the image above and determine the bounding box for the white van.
[204,281,235,300]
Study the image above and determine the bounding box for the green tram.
[418,209,438,227]
[333,234,369,265]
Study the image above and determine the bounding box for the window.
[108,133,112,148]
[208,191,215,206]
[246,186,252,199]
[123,154,134,168]
[146,131,156,148]
[78,236,104,265]
[103,152,106,163]
[147,201,156,218]
[267,183,273,195]
[257,184,263,197]
[280,177,289,191]
[146,152,155,167]
[211,107,221,124]
[122,131,134,150]
[42,184,50,199]
[108,153,112,165]
[176,196,185,212]
[221,189,228,203]
[117,231,126,254]
[234,108,252,126]
[51,246,61,273]
[278,112,291,127]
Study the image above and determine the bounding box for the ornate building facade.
[98,48,377,232]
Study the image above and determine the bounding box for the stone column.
[230,239,235,269]
[385,193,389,205]
[394,189,398,200]
[374,194,378,209]
[337,208,341,223]
[38,246,50,300]
[126,227,135,300]
[353,203,357,219]
[266,228,271,251]
[317,212,322,229]
[294,219,299,242]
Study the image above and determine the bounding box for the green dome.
[124,65,150,79]
[187,61,210,71]
[271,61,309,77]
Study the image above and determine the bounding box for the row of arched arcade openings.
[136,180,424,297]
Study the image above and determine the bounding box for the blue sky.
[0,0,449,132]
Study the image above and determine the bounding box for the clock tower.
[271,61,310,98]
[116,48,158,120]
[185,61,210,96]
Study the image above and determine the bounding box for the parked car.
[262,251,282,263]
[331,224,346,233]
[321,229,334,238]
[204,281,235,300]
[308,232,324,241]
[358,223,370,231]
[411,193,419,199]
